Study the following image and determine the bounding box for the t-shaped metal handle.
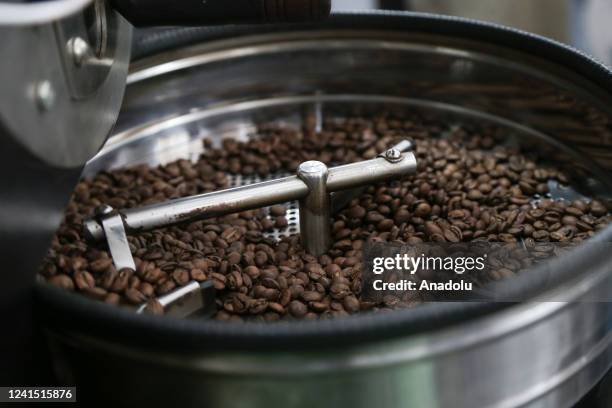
[84,140,417,266]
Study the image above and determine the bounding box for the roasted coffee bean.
[227,251,241,265]
[190,268,207,281]
[74,270,94,290]
[591,200,607,217]
[125,288,147,305]
[89,257,113,273]
[144,299,164,315]
[49,274,74,291]
[349,205,366,219]
[142,268,164,284]
[275,216,288,228]
[301,291,323,302]
[289,300,308,318]
[268,302,285,314]
[172,268,190,286]
[156,279,176,295]
[414,202,432,217]
[104,292,121,306]
[140,282,155,298]
[83,287,107,300]
[269,205,287,217]
[101,267,118,290]
[111,268,133,292]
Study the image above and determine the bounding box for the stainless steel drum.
[37,12,612,408]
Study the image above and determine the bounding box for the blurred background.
[333,0,612,68]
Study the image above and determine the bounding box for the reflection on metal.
[136,280,215,318]
[100,212,136,271]
[0,0,93,26]
[0,0,130,167]
[297,161,331,256]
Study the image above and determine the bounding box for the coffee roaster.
[0,0,330,384]
[2,2,612,407]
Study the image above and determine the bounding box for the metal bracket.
[97,206,136,271]
[297,161,331,256]
[136,280,215,318]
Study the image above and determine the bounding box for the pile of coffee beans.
[39,114,610,321]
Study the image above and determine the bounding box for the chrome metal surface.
[0,0,93,26]
[44,23,612,408]
[83,151,418,242]
[332,139,415,214]
[297,161,331,256]
[0,1,131,167]
[67,36,91,66]
[100,213,136,271]
[34,80,57,112]
[136,280,215,318]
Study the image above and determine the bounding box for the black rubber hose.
[114,0,330,27]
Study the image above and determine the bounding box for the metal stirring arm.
[86,140,416,316]
[85,141,416,258]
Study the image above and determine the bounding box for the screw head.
[385,148,402,162]
[69,37,91,67]
[298,160,328,174]
[95,204,114,217]
[34,80,56,112]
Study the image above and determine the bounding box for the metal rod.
[84,151,417,241]
[297,161,331,256]
[101,213,136,270]
[331,139,415,213]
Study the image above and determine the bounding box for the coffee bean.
[144,299,164,315]
[275,216,288,228]
[268,302,285,314]
[89,257,113,273]
[269,205,287,217]
[111,268,133,292]
[414,202,432,217]
[49,274,74,291]
[74,270,94,290]
[302,291,323,302]
[394,208,411,224]
[190,268,207,281]
[143,268,164,284]
[227,251,241,265]
[156,279,176,295]
[289,300,308,318]
[349,205,366,219]
[140,282,155,298]
[83,287,107,300]
[343,295,360,312]
[104,292,121,306]
[591,200,607,217]
[101,267,118,290]
[125,288,147,305]
[467,189,483,201]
